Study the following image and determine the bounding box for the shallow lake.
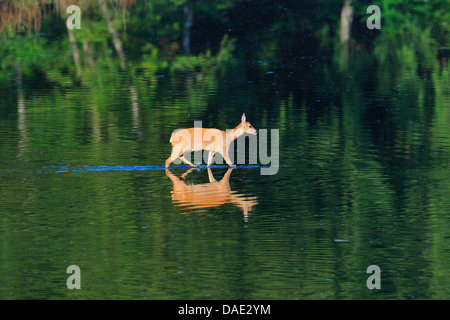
[0,2,449,299]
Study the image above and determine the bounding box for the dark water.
[1,26,450,299]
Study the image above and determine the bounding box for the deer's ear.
[241,113,246,123]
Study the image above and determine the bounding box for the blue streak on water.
[53,164,264,173]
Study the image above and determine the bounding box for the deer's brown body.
[165,113,257,168]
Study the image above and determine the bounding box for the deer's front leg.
[224,151,233,167]
[207,151,215,167]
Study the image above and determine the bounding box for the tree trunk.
[99,0,127,69]
[340,0,353,44]
[68,30,81,75]
[15,62,28,154]
[130,85,141,130]
[83,39,96,68]
[183,1,194,54]
[99,0,140,133]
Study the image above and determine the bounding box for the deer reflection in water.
[165,168,258,221]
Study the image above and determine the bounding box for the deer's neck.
[226,124,244,144]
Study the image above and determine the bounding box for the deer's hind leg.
[179,151,196,167]
[165,152,177,168]
[166,145,186,168]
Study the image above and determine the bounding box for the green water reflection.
[0,0,449,299]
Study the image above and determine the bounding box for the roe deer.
[165,113,257,168]
[165,168,258,221]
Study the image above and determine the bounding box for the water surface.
[0,4,449,300]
